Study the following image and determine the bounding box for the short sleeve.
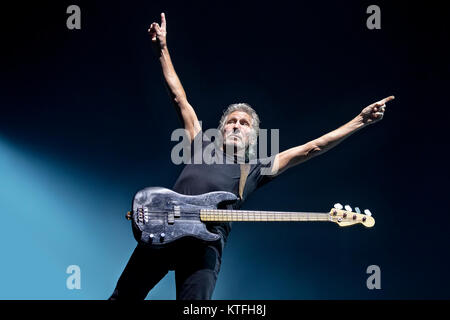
[254,154,278,189]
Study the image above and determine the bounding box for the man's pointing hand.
[148,12,167,49]
[359,95,395,125]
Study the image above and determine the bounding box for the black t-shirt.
[172,130,277,247]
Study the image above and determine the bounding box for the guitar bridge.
[144,207,149,223]
[137,207,144,223]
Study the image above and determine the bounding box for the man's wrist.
[159,43,168,51]
[350,114,366,130]
[151,43,168,56]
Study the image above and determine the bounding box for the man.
[109,12,394,300]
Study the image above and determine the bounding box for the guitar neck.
[200,209,330,222]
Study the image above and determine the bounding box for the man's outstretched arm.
[148,12,201,142]
[269,96,395,176]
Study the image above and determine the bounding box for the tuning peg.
[364,209,372,216]
[355,207,361,214]
[334,203,343,210]
[344,205,352,212]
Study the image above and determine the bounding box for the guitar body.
[130,187,239,248]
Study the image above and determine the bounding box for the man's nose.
[233,122,242,130]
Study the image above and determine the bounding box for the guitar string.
[132,210,367,223]
[132,209,330,215]
[132,210,338,221]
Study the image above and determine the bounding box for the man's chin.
[224,141,246,152]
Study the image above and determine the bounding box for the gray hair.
[218,102,260,160]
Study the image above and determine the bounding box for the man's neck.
[219,144,247,162]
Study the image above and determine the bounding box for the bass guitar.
[125,187,375,248]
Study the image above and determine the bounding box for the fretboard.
[200,209,330,222]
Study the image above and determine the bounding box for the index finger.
[161,12,166,29]
[379,95,395,104]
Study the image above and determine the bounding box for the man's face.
[222,111,253,152]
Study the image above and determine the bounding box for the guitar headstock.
[329,203,375,228]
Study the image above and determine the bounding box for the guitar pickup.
[168,206,180,224]
[168,212,175,224]
[174,206,181,218]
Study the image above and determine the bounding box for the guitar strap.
[239,163,251,200]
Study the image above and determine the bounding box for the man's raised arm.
[269,96,395,176]
[148,12,201,142]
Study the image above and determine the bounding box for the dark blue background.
[1,0,449,299]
